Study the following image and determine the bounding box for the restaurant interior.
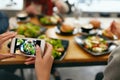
[0,0,120,80]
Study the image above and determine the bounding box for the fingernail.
[36,45,39,49]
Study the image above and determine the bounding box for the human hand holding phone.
[35,43,54,80]
[24,43,53,80]
[10,38,45,57]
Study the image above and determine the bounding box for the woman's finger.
[24,57,35,65]
[0,53,15,60]
[0,32,16,38]
[35,45,42,60]
[24,60,35,65]
[25,57,35,62]
[43,43,53,59]
[0,32,17,44]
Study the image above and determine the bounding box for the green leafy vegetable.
[17,23,40,38]
[38,35,64,58]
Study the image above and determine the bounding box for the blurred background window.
[0,0,23,10]
[0,0,24,17]
[1,0,120,17]
[65,0,120,17]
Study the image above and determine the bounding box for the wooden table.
[0,17,120,68]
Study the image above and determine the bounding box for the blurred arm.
[103,45,120,80]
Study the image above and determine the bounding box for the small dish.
[80,27,102,35]
[81,24,93,33]
[74,34,118,56]
[16,12,29,22]
[55,25,78,36]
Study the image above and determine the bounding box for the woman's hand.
[35,43,53,80]
[0,32,17,60]
[25,43,54,80]
[25,3,41,15]
[54,0,69,14]
[26,4,38,15]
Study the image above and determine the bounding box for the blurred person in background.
[25,0,72,15]
[95,21,120,80]
[0,12,9,34]
[102,21,120,80]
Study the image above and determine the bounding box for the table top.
[0,17,120,67]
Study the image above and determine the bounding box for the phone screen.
[13,38,41,56]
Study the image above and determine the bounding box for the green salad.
[84,36,108,52]
[40,15,62,25]
[38,35,64,58]
[17,23,40,38]
[23,42,35,55]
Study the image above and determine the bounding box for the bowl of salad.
[74,34,117,56]
[38,35,69,60]
[20,40,36,56]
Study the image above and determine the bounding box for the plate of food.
[10,22,47,38]
[38,35,69,60]
[55,23,78,36]
[38,14,64,25]
[74,34,118,56]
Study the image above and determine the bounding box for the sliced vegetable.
[84,36,108,52]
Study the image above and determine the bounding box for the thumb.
[35,45,42,60]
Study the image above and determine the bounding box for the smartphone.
[10,38,45,57]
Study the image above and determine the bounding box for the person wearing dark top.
[0,12,9,34]
[95,21,120,80]
[25,0,71,15]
